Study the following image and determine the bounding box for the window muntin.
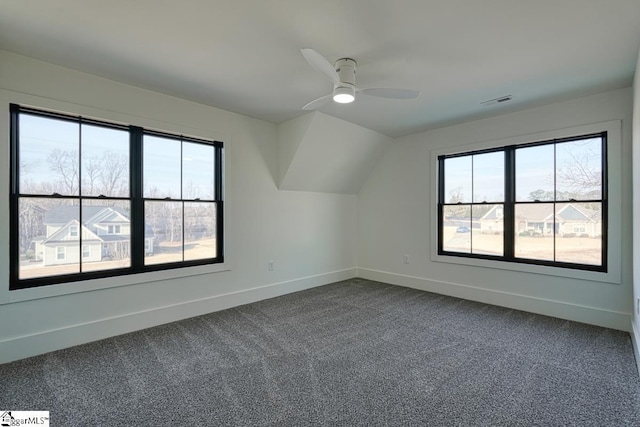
[81,124,129,197]
[144,201,183,265]
[10,104,224,290]
[19,114,79,196]
[515,144,554,202]
[441,150,505,257]
[184,202,218,261]
[143,135,181,198]
[80,200,132,272]
[182,142,215,199]
[472,151,504,202]
[142,133,220,267]
[444,156,472,203]
[438,133,606,271]
[555,138,602,200]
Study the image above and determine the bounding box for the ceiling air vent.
[481,95,512,106]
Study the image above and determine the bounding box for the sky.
[444,137,602,203]
[19,113,216,200]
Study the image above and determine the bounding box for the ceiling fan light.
[333,86,355,103]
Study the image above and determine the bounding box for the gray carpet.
[1,278,639,426]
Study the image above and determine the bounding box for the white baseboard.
[0,268,357,364]
[358,268,631,332]
[632,320,640,376]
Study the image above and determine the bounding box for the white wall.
[358,88,634,331]
[0,51,358,363]
[632,48,640,372]
[1,48,636,364]
[278,112,391,194]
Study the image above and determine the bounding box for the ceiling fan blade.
[358,88,420,99]
[301,48,340,85]
[302,94,332,110]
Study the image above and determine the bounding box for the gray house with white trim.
[479,203,602,237]
[33,206,154,266]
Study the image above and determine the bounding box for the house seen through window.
[10,104,224,290]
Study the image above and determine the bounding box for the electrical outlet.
[268,260,274,271]
[403,254,410,264]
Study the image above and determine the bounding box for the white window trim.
[0,94,230,306]
[56,246,66,260]
[430,120,621,285]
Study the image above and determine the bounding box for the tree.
[17,149,128,257]
[98,151,128,196]
[18,200,46,254]
[556,142,601,198]
[47,149,79,194]
[82,155,102,195]
[528,189,554,201]
[445,187,470,219]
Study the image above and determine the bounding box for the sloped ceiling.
[278,112,390,194]
[1,1,639,195]
[0,1,639,137]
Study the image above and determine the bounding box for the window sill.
[3,262,231,305]
[431,253,619,284]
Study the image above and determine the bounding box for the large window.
[438,133,606,271]
[10,104,224,290]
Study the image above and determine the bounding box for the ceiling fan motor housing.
[335,58,356,88]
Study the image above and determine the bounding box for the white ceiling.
[1,1,639,137]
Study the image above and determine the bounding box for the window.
[10,104,224,290]
[438,132,606,271]
[143,133,219,265]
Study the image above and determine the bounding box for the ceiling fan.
[301,48,420,110]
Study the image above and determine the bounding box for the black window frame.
[437,132,607,272]
[9,104,224,290]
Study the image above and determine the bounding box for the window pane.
[516,144,554,202]
[442,205,471,253]
[444,156,472,203]
[556,202,602,265]
[81,200,131,272]
[81,124,129,197]
[473,205,503,256]
[473,152,504,202]
[18,198,80,279]
[20,114,79,196]
[515,203,554,261]
[143,135,181,198]
[183,142,215,200]
[184,202,217,261]
[145,201,182,265]
[556,138,602,200]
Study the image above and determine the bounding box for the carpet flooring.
[1,278,639,426]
